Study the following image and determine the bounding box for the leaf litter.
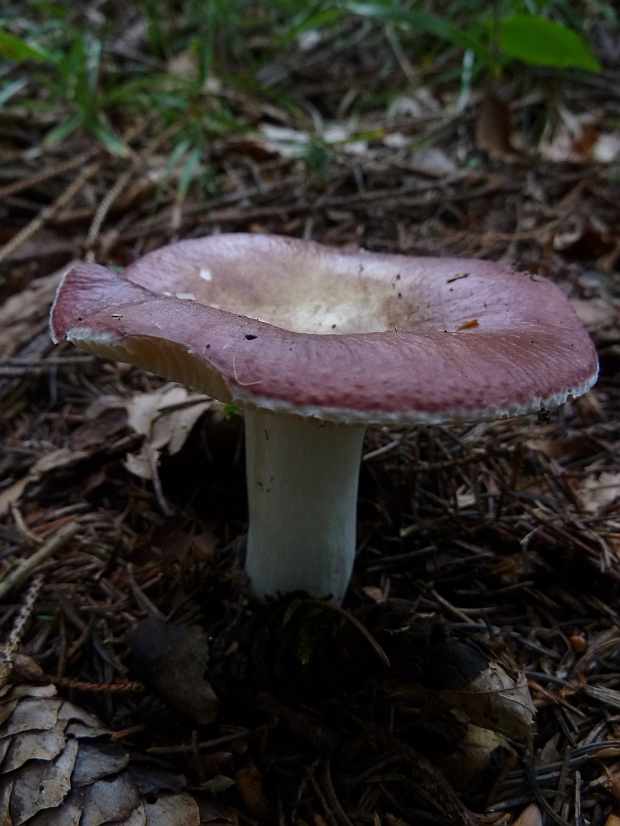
[2,9,620,826]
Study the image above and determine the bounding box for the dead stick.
[0,160,104,265]
[0,149,95,200]
[0,522,80,601]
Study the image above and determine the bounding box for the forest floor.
[2,13,620,826]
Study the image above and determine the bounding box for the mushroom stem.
[244,408,366,603]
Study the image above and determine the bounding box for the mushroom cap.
[50,234,598,426]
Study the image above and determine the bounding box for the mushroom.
[50,234,598,603]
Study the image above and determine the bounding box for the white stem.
[244,408,365,603]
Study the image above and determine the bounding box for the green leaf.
[224,403,243,420]
[0,29,51,61]
[166,139,190,174]
[345,2,495,65]
[499,16,601,72]
[278,8,343,46]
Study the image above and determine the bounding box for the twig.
[322,759,356,826]
[4,574,44,658]
[126,563,166,620]
[524,755,572,826]
[0,522,80,601]
[49,676,144,692]
[312,600,390,668]
[0,149,95,200]
[0,159,105,265]
[0,573,45,687]
[85,122,180,258]
[146,728,251,755]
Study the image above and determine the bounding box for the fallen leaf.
[593,132,620,162]
[203,775,236,796]
[1,721,67,773]
[166,51,198,79]
[197,798,238,824]
[71,741,130,787]
[439,666,536,740]
[475,95,513,156]
[433,723,512,792]
[144,792,200,826]
[0,477,37,519]
[571,297,619,330]
[9,737,78,822]
[572,123,599,157]
[579,471,620,514]
[127,619,219,725]
[513,804,542,826]
[2,698,62,737]
[124,385,213,480]
[234,763,270,820]
[387,89,441,120]
[80,774,140,826]
[361,586,386,604]
[410,146,458,177]
[0,268,66,359]
[525,439,569,460]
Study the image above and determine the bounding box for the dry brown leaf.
[539,105,620,163]
[579,471,620,514]
[361,586,386,603]
[0,269,66,359]
[409,146,458,177]
[9,738,78,823]
[165,51,199,79]
[127,619,220,724]
[0,477,37,520]
[233,763,270,820]
[592,133,620,162]
[124,385,213,480]
[513,804,542,826]
[2,698,62,737]
[571,297,619,330]
[2,722,68,773]
[0,685,210,826]
[197,798,237,824]
[1,408,129,517]
[433,723,512,792]
[115,801,147,826]
[475,95,513,156]
[71,742,130,787]
[439,666,535,740]
[144,792,200,826]
[80,775,140,826]
[525,439,569,460]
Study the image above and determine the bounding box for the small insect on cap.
[50,234,598,425]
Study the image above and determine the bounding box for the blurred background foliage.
[0,1,616,194]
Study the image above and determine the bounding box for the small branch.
[0,521,80,601]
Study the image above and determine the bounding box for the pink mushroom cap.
[50,233,598,426]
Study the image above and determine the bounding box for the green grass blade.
[0,28,52,61]
[177,145,202,200]
[89,121,128,155]
[44,111,86,147]
[0,77,28,107]
[345,2,495,65]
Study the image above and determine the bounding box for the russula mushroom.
[50,234,598,603]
